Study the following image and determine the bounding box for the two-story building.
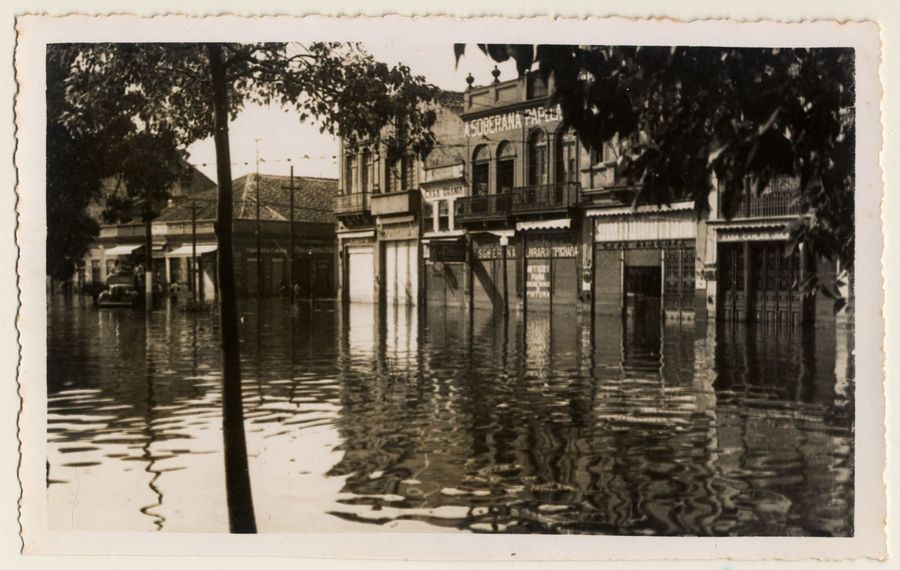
[335,90,465,306]
[455,71,595,314]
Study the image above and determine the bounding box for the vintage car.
[96,273,141,308]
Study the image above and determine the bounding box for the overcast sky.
[186,44,518,182]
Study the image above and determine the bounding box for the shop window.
[496,141,516,192]
[472,144,490,196]
[527,129,548,186]
[90,259,101,283]
[555,129,578,183]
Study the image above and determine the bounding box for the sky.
[186,44,518,182]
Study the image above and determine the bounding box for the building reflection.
[326,302,853,535]
[46,297,854,536]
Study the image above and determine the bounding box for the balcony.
[456,193,512,225]
[740,189,800,218]
[333,192,370,216]
[370,189,421,217]
[510,181,580,216]
[730,177,802,219]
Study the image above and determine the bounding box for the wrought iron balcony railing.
[742,189,801,218]
[333,192,370,216]
[510,181,580,215]
[455,193,512,224]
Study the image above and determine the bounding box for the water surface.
[46,297,854,535]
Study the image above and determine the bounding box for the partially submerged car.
[96,273,140,308]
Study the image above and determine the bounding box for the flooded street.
[46,297,854,536]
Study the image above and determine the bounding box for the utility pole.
[255,137,263,298]
[286,166,295,302]
[191,201,198,305]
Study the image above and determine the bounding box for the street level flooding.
[46,297,854,535]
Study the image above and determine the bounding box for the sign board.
[464,104,563,139]
[429,241,466,262]
[474,245,517,260]
[525,238,577,258]
[377,221,418,241]
[422,185,467,201]
[526,261,551,299]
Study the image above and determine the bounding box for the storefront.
[590,204,698,319]
[424,238,466,308]
[470,231,518,312]
[519,223,578,312]
[421,164,468,308]
[339,230,376,303]
[377,216,420,306]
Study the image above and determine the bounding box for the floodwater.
[46,297,854,536]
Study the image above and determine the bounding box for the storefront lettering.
[422,185,466,200]
[526,245,577,258]
[378,222,418,241]
[464,105,563,139]
[475,245,516,260]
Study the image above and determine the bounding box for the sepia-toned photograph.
[14,15,886,561]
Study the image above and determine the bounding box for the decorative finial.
[491,65,501,83]
[465,72,475,87]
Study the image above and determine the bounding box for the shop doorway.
[383,239,418,306]
[624,265,662,316]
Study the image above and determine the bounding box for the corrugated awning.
[166,244,217,257]
[516,218,571,231]
[585,202,693,217]
[104,244,142,256]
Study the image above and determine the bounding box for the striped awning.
[516,218,571,231]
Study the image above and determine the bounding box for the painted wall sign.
[525,238,577,258]
[526,262,551,299]
[464,104,563,139]
[377,221,418,241]
[475,245,517,260]
[422,185,466,200]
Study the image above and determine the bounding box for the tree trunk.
[208,43,257,534]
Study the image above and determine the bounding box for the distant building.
[82,172,338,300]
[74,162,215,292]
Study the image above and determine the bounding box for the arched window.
[496,141,516,193]
[527,129,548,186]
[555,129,578,183]
[472,144,490,196]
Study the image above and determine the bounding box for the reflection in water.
[47,296,854,535]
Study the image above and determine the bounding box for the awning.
[585,202,693,217]
[104,244,142,257]
[516,218,571,231]
[166,244,217,257]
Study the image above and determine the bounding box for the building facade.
[334,71,844,327]
[335,91,466,306]
[82,173,339,300]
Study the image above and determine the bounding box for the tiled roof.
[436,90,464,109]
[156,173,338,225]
